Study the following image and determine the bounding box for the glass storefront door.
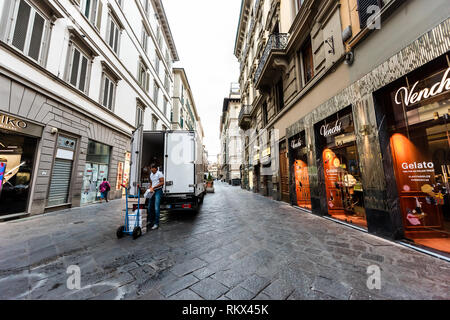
[289,131,311,210]
[81,140,111,205]
[316,107,367,228]
[0,131,37,216]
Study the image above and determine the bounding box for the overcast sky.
[163,0,241,163]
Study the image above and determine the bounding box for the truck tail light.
[182,204,192,209]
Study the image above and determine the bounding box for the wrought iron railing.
[254,33,289,84]
[238,105,252,124]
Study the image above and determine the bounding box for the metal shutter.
[357,0,381,29]
[47,159,73,207]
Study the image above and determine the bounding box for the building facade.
[0,0,178,218]
[172,68,202,133]
[235,0,450,257]
[219,84,243,186]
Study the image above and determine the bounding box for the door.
[165,132,195,194]
[279,142,289,202]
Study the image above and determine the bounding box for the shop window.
[0,132,37,216]
[377,57,450,254]
[289,131,311,210]
[1,0,51,65]
[81,140,111,205]
[301,38,314,85]
[316,106,367,228]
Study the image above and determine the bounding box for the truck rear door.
[164,131,195,194]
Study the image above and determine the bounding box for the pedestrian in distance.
[147,163,164,230]
[99,178,111,203]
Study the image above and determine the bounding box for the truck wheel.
[132,227,142,240]
[116,226,125,239]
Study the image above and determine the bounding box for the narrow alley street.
[0,182,449,300]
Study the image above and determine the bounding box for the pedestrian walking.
[99,178,111,203]
[147,163,164,230]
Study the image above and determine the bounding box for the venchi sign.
[320,120,342,137]
[395,68,450,107]
[0,112,43,137]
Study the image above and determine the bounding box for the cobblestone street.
[0,182,449,300]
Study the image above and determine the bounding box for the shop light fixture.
[360,124,372,136]
[434,112,440,120]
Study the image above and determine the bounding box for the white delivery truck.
[140,130,206,211]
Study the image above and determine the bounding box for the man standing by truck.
[148,163,164,230]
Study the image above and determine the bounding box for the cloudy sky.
[163,0,241,163]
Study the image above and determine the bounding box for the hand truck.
[116,184,142,240]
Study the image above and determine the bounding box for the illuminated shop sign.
[291,137,304,149]
[395,67,450,107]
[0,112,43,137]
[320,120,342,137]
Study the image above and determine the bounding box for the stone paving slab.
[0,182,449,300]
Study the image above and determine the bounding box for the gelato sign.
[0,113,43,137]
[395,68,450,107]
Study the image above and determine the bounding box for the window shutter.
[70,48,80,86]
[0,0,13,41]
[357,0,381,29]
[96,0,103,30]
[145,72,150,92]
[79,55,88,92]
[108,81,114,109]
[103,77,109,106]
[28,13,45,61]
[12,0,31,51]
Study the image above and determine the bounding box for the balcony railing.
[254,33,289,85]
[238,105,252,130]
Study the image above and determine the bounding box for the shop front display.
[315,106,367,228]
[289,131,311,210]
[81,140,111,205]
[0,131,38,216]
[376,55,450,253]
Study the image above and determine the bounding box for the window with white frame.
[101,73,116,110]
[80,0,102,29]
[295,0,305,13]
[1,0,50,65]
[153,81,159,105]
[151,116,158,131]
[141,23,148,53]
[136,105,144,127]
[138,59,149,90]
[163,97,168,117]
[107,14,120,54]
[67,44,91,93]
